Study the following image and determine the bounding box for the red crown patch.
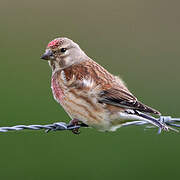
[47,39,63,48]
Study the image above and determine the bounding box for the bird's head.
[41,37,87,70]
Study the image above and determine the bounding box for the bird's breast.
[51,73,65,104]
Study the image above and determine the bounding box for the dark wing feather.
[98,88,161,115]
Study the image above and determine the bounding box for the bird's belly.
[51,74,118,131]
[62,89,108,127]
[51,81,131,131]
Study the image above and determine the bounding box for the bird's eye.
[60,48,67,53]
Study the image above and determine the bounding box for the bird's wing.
[98,88,160,115]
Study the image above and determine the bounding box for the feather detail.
[61,59,161,115]
[98,88,161,115]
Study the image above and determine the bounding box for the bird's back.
[62,59,161,115]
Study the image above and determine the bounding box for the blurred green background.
[0,0,180,179]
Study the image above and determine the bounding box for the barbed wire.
[0,122,82,133]
[121,116,180,133]
[0,116,180,134]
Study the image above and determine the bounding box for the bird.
[41,37,168,134]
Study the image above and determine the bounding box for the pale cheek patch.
[59,59,66,68]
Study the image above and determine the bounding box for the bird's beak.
[41,49,53,60]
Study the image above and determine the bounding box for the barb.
[121,116,180,133]
[0,116,179,134]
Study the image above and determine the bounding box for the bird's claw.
[67,119,88,135]
[72,128,80,134]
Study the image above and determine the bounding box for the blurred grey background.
[0,0,180,179]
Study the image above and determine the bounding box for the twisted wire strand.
[0,122,81,133]
[121,116,180,133]
[0,116,180,133]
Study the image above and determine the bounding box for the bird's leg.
[67,118,88,134]
[68,118,80,134]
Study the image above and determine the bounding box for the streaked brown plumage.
[41,37,167,132]
[61,60,160,115]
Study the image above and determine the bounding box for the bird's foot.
[67,119,88,134]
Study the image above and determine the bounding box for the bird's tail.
[133,110,169,131]
[131,110,180,132]
[135,100,161,115]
